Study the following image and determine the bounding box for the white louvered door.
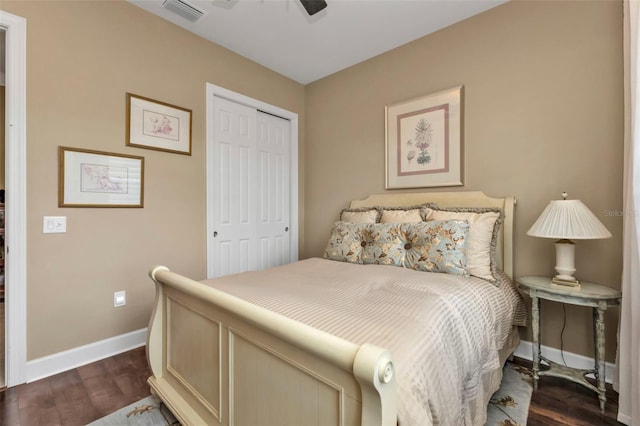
[210,95,291,278]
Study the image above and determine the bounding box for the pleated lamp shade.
[527,199,612,240]
[527,197,611,284]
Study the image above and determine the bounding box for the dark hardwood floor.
[0,347,151,426]
[510,357,623,426]
[0,349,624,425]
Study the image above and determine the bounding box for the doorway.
[1,10,28,388]
[0,29,5,389]
[205,84,299,278]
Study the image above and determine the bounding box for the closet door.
[210,96,291,278]
[256,111,290,270]
[211,96,258,277]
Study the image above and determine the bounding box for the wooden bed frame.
[146,191,516,426]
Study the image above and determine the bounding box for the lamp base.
[552,276,581,289]
[554,239,578,283]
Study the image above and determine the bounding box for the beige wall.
[0,0,624,364]
[304,0,624,361]
[0,1,305,360]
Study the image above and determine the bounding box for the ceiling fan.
[161,0,328,22]
[299,0,327,15]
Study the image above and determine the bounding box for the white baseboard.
[22,332,617,389]
[26,328,147,383]
[514,339,616,384]
[617,413,631,425]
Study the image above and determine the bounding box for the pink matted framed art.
[58,146,144,208]
[126,93,192,155]
[385,86,464,189]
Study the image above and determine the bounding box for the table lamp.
[527,192,611,287]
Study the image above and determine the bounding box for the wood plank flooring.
[0,347,151,426]
[0,348,625,425]
[510,357,623,426]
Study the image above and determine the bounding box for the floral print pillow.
[323,221,370,264]
[323,220,470,276]
[424,207,504,283]
[362,221,469,276]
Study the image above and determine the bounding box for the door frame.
[205,83,299,278]
[0,10,28,386]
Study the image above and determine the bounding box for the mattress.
[202,257,526,425]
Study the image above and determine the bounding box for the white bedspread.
[202,258,525,426]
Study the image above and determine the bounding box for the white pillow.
[340,208,379,223]
[424,207,503,283]
[379,208,423,223]
[378,203,437,223]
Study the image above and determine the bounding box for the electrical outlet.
[114,291,126,307]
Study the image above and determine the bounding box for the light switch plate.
[43,216,67,233]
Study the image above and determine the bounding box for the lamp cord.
[561,304,583,392]
[560,304,568,366]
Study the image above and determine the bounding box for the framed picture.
[58,146,144,208]
[385,85,464,189]
[126,93,192,155]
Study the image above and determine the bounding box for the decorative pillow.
[379,208,422,223]
[339,207,380,223]
[323,221,371,264]
[362,220,469,276]
[424,207,504,283]
[378,203,438,224]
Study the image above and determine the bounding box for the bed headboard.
[349,191,516,278]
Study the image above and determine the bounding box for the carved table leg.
[595,302,607,413]
[531,292,540,391]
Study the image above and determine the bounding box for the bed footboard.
[146,266,396,426]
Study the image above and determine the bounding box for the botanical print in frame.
[126,93,192,155]
[385,86,464,189]
[59,146,144,207]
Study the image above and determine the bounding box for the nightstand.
[516,275,622,413]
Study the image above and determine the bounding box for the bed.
[146,191,525,426]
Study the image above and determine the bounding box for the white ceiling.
[128,0,507,84]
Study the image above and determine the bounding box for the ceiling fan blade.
[300,0,327,16]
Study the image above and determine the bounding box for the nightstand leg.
[594,304,606,413]
[531,293,540,391]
